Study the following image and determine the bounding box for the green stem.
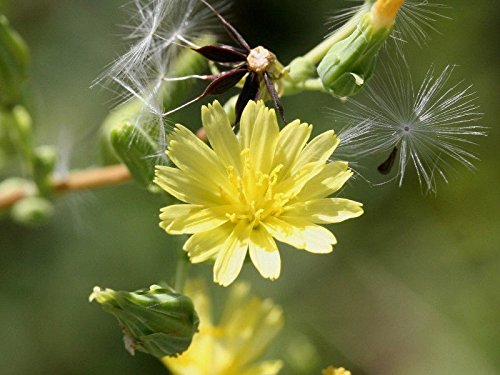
[174,250,190,293]
[301,11,364,65]
[283,78,327,96]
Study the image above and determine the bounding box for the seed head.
[334,63,486,194]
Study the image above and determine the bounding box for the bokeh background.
[0,0,499,374]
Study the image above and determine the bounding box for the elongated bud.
[317,0,403,97]
[371,0,404,29]
[90,285,199,359]
[0,16,29,106]
[32,145,57,196]
[110,120,168,191]
[0,105,33,165]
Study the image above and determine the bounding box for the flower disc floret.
[154,100,363,286]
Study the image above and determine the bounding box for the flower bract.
[155,100,363,286]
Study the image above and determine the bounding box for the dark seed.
[200,0,251,52]
[235,72,260,123]
[200,68,248,97]
[264,72,285,123]
[377,147,398,175]
[194,45,247,63]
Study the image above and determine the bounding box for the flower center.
[224,149,289,228]
[247,46,276,74]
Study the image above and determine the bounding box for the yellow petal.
[298,161,353,200]
[249,226,280,280]
[295,219,337,253]
[154,166,224,205]
[283,198,363,224]
[249,106,280,174]
[262,216,306,249]
[240,100,265,149]
[274,161,324,197]
[167,124,234,193]
[263,217,336,253]
[220,289,283,365]
[202,101,242,174]
[292,130,339,174]
[164,205,233,234]
[272,120,312,180]
[159,203,202,231]
[219,282,251,327]
[213,221,251,286]
[301,224,336,253]
[239,360,284,375]
[183,280,213,327]
[184,222,234,263]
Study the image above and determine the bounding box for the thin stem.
[0,188,30,209]
[283,78,327,96]
[301,9,364,65]
[0,164,131,211]
[174,250,190,293]
[53,164,131,192]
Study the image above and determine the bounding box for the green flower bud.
[33,145,57,196]
[100,100,143,165]
[11,196,54,225]
[0,105,33,166]
[317,0,401,97]
[11,105,32,145]
[100,36,213,166]
[0,177,34,195]
[110,120,168,191]
[0,16,29,106]
[90,285,199,359]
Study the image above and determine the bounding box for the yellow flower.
[162,281,284,375]
[322,366,352,375]
[155,100,363,286]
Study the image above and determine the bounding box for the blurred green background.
[0,0,499,374]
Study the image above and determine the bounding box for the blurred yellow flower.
[162,281,284,375]
[322,366,352,375]
[155,100,363,286]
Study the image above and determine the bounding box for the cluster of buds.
[0,17,58,224]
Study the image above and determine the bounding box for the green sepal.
[317,13,391,97]
[90,284,199,359]
[0,16,29,106]
[110,120,169,191]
